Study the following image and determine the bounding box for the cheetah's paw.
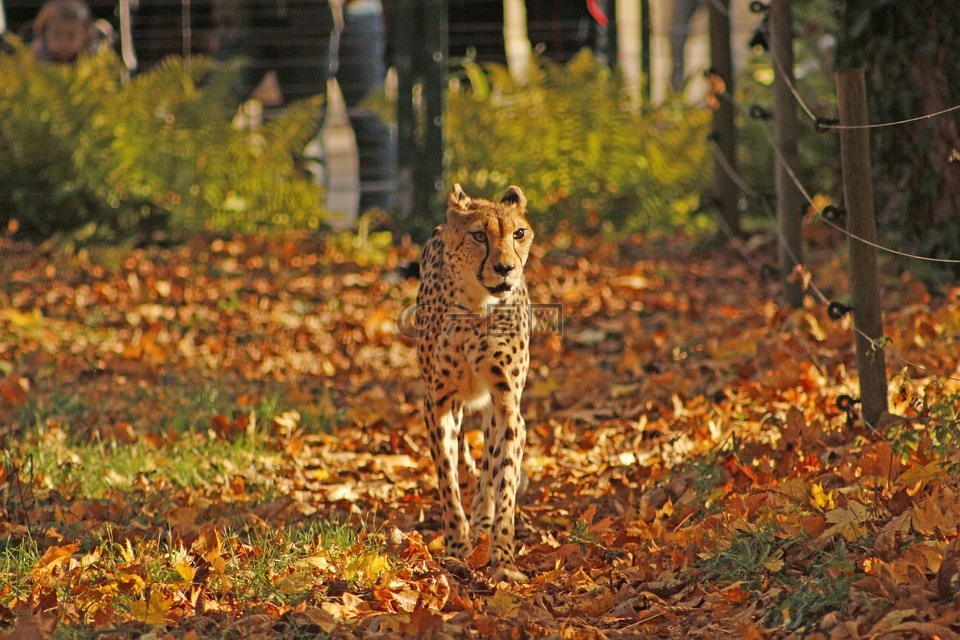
[491,565,528,584]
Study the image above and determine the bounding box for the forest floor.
[2,226,960,639]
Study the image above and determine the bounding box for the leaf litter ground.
[2,228,960,639]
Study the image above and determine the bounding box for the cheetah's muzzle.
[485,282,512,295]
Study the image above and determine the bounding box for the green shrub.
[0,38,326,240]
[446,50,712,233]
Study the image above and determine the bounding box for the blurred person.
[32,0,112,63]
[671,0,701,92]
[337,0,395,211]
[226,0,395,212]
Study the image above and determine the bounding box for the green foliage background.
[0,39,326,240]
[446,51,712,233]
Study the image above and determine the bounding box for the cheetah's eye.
[513,229,526,240]
[470,231,487,243]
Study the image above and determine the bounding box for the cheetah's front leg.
[425,396,472,560]
[471,404,495,537]
[488,402,527,583]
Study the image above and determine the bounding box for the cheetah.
[416,184,534,583]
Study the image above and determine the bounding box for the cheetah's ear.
[500,186,526,208]
[448,184,471,213]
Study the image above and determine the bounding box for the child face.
[44,20,88,62]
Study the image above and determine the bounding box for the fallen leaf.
[128,589,172,625]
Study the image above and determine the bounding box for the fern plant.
[0,37,326,239]
[0,39,106,236]
[446,50,712,233]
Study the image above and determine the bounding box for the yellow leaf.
[298,555,332,571]
[344,552,390,582]
[275,569,314,595]
[174,562,196,582]
[802,312,827,341]
[534,559,565,587]
[364,553,391,577]
[486,587,520,616]
[612,275,651,290]
[1,308,42,328]
[810,482,835,511]
[210,555,227,573]
[272,410,301,432]
[822,501,871,542]
[129,589,172,625]
[763,557,785,572]
[80,548,101,570]
[121,538,136,563]
[568,328,606,345]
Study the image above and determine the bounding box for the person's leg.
[670,0,701,93]
[337,0,395,212]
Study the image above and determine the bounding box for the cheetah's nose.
[493,262,515,276]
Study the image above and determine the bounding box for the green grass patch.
[696,526,860,634]
[697,526,781,592]
[227,519,392,609]
[884,377,960,471]
[5,381,298,501]
[0,537,41,601]
[27,433,273,499]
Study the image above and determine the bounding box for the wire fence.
[764,38,960,133]
[705,29,960,397]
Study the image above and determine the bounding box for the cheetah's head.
[442,184,534,308]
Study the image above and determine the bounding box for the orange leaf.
[29,544,79,583]
[466,534,489,570]
[0,374,28,407]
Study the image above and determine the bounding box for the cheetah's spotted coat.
[416,184,534,583]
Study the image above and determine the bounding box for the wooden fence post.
[707,0,740,236]
[769,0,803,307]
[835,68,888,426]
